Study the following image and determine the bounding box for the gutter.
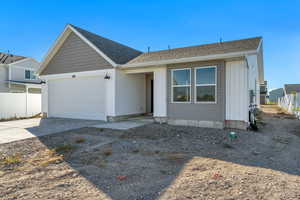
[121,50,257,69]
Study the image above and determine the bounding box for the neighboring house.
[268,88,284,103]
[38,24,264,129]
[260,81,268,104]
[284,84,300,95]
[0,52,42,93]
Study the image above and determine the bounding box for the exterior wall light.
[104,73,110,80]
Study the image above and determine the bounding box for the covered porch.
[121,66,168,123]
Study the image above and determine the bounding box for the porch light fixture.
[104,73,110,80]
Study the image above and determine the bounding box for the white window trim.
[25,69,36,80]
[194,66,217,104]
[171,68,192,103]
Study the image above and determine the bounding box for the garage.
[48,76,106,120]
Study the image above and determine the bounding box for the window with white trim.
[25,70,36,80]
[195,66,217,103]
[171,68,191,102]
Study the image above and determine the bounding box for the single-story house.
[38,24,264,129]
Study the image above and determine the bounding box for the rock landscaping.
[0,105,300,200]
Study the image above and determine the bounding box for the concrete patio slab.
[0,118,103,144]
[91,120,152,130]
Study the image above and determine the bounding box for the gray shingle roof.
[70,25,142,64]
[127,37,262,65]
[0,52,26,64]
[284,84,300,94]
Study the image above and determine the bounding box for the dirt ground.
[1,105,300,200]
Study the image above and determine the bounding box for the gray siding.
[167,60,226,122]
[41,32,113,75]
[0,65,9,92]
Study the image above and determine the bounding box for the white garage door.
[48,76,106,120]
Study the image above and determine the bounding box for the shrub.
[0,153,21,166]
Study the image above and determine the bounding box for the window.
[171,68,191,102]
[25,70,36,80]
[195,66,217,103]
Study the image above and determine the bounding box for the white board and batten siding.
[226,60,249,122]
[0,93,41,119]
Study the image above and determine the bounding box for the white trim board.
[37,24,117,75]
[122,50,257,68]
[40,69,113,80]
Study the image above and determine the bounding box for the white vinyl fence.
[0,93,41,120]
[278,92,300,119]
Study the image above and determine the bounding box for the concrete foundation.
[154,117,168,124]
[167,118,224,129]
[225,120,248,130]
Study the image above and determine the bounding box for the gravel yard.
[1,105,300,200]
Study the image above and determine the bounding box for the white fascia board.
[9,57,39,66]
[68,25,117,67]
[38,25,117,75]
[40,69,113,80]
[122,50,257,69]
[37,25,72,75]
[8,64,37,71]
[256,38,263,52]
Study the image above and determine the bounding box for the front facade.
[39,25,264,129]
[0,53,41,93]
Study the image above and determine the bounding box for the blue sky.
[1,0,299,89]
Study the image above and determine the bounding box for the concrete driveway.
[0,118,102,144]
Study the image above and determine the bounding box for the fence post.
[25,86,28,117]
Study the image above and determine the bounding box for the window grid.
[195,66,217,104]
[171,68,191,103]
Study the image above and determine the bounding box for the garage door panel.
[48,76,106,120]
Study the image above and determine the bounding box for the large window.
[25,70,36,80]
[195,66,217,103]
[171,68,191,102]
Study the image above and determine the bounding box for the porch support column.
[153,67,167,120]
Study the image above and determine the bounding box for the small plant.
[98,159,107,168]
[103,148,112,156]
[166,153,185,161]
[75,137,86,144]
[40,154,64,166]
[132,149,139,153]
[0,153,21,166]
[53,144,75,154]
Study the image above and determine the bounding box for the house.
[38,24,264,130]
[0,52,42,93]
[260,81,268,104]
[279,84,300,115]
[268,88,284,103]
[284,84,300,95]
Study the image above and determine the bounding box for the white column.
[153,67,167,117]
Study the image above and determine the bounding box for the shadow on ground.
[1,106,300,199]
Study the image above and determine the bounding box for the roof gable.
[38,24,142,75]
[70,25,142,64]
